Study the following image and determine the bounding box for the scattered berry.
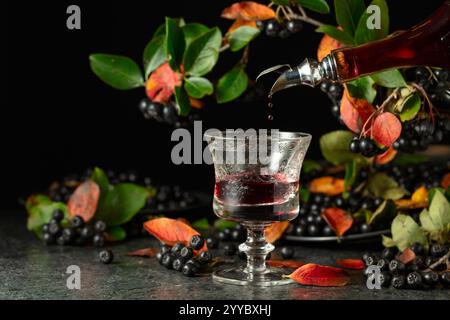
[280,246,294,259]
[99,250,114,264]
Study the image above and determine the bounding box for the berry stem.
[284,5,324,28]
[219,44,230,53]
[410,82,437,124]
[426,249,450,271]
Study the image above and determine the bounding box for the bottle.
[268,1,450,95]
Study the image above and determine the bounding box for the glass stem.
[240,223,274,275]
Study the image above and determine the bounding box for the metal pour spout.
[266,55,338,96]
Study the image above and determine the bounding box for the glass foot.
[213,266,293,287]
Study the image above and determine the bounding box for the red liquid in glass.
[214,173,299,222]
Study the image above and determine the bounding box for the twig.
[286,11,324,27]
[426,249,450,271]
[410,82,437,124]
[240,45,250,65]
[297,4,307,18]
[219,43,230,53]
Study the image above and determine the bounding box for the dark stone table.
[1,212,448,300]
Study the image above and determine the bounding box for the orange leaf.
[340,88,376,134]
[395,186,428,209]
[317,28,343,61]
[309,176,345,196]
[227,19,257,34]
[67,180,100,222]
[145,63,182,104]
[441,173,450,189]
[267,260,305,269]
[372,112,402,147]
[397,248,416,265]
[143,218,206,250]
[288,263,350,287]
[126,247,159,258]
[411,186,428,204]
[321,207,353,237]
[221,1,275,21]
[375,147,397,165]
[189,97,204,109]
[336,259,365,270]
[265,221,290,243]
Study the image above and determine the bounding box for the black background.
[4,0,445,210]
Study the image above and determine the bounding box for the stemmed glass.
[205,130,311,286]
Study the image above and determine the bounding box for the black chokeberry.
[189,235,205,250]
[42,233,55,245]
[94,220,107,233]
[265,20,279,37]
[42,223,50,234]
[172,257,186,272]
[430,243,447,257]
[48,221,62,236]
[389,260,406,275]
[182,262,198,277]
[377,258,390,271]
[363,255,376,267]
[70,216,84,228]
[278,28,291,39]
[378,272,392,288]
[223,244,236,256]
[156,252,163,264]
[56,235,68,246]
[422,271,439,286]
[93,234,105,247]
[180,246,194,260]
[198,251,212,264]
[307,224,320,236]
[171,243,185,255]
[162,253,176,269]
[406,271,423,289]
[359,138,376,157]
[391,275,406,289]
[280,246,294,259]
[218,229,231,241]
[231,229,245,242]
[256,20,266,30]
[160,244,171,255]
[360,223,372,233]
[322,225,334,236]
[286,19,303,33]
[80,225,94,239]
[294,225,306,236]
[62,228,77,243]
[99,250,114,264]
[373,197,384,207]
[440,272,450,287]
[52,209,64,222]
[381,247,398,260]
[206,237,219,249]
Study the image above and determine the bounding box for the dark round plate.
[140,191,212,215]
[284,229,390,243]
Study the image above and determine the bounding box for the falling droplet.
[268,103,273,108]
[267,115,273,121]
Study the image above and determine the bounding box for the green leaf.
[429,187,446,203]
[89,54,144,90]
[371,70,406,88]
[229,26,260,52]
[427,190,450,230]
[26,194,52,212]
[393,153,428,166]
[419,209,440,233]
[399,93,421,122]
[91,167,110,197]
[347,76,376,103]
[184,77,213,99]
[216,64,249,104]
[333,0,365,37]
[192,218,211,230]
[300,187,311,203]
[213,219,237,231]
[153,23,166,38]
[354,0,389,45]
[271,0,290,5]
[295,0,330,14]
[174,86,191,116]
[27,201,68,238]
[302,159,322,174]
[182,23,210,47]
[366,173,408,200]
[344,159,359,189]
[315,25,354,45]
[319,130,366,165]
[106,226,127,241]
[165,17,186,71]
[369,200,396,225]
[382,235,396,248]
[391,214,427,251]
[95,183,149,227]
[183,27,222,76]
[143,35,167,79]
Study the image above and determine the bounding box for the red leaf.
[317,28,343,61]
[288,263,350,287]
[340,88,376,133]
[145,63,182,104]
[227,19,257,34]
[267,260,305,269]
[143,217,206,250]
[67,180,100,222]
[126,247,159,258]
[221,2,275,21]
[372,112,402,147]
[265,221,290,243]
[336,259,365,270]
[441,172,450,189]
[309,176,345,196]
[397,248,416,265]
[321,208,353,237]
[375,147,397,165]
